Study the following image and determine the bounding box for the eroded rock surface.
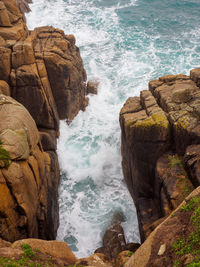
[124,187,200,267]
[0,95,59,241]
[0,238,77,266]
[120,69,200,241]
[0,0,88,242]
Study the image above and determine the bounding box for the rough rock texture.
[86,79,99,95]
[12,238,77,265]
[0,95,58,241]
[120,70,200,241]
[0,0,88,242]
[76,253,112,267]
[0,238,77,266]
[96,224,126,260]
[124,187,200,267]
[96,222,140,267]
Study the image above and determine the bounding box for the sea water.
[26,0,200,257]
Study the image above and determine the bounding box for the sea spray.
[27,0,200,257]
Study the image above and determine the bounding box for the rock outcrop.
[0,0,88,242]
[0,94,57,241]
[96,223,140,262]
[0,237,77,266]
[120,69,200,242]
[124,186,200,267]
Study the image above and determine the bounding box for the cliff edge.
[0,0,88,242]
[120,68,200,266]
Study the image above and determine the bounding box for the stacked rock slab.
[120,69,200,241]
[0,0,88,242]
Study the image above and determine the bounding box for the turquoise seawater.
[27,0,200,257]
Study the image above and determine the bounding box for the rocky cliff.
[120,69,200,266]
[0,0,88,242]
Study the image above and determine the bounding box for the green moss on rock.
[172,196,200,266]
[128,112,169,129]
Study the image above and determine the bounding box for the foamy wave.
[26,0,200,257]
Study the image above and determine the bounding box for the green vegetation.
[127,251,134,257]
[181,197,200,212]
[168,155,183,168]
[172,196,200,266]
[186,261,200,267]
[173,259,181,267]
[125,112,168,129]
[167,154,193,199]
[0,244,56,267]
[0,141,10,168]
[21,244,34,258]
[175,116,189,130]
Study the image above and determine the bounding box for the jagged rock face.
[0,0,88,242]
[120,70,200,241]
[0,0,28,40]
[0,95,59,242]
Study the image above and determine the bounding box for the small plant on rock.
[168,155,183,168]
[21,243,34,258]
[0,141,10,168]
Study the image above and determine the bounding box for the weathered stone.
[33,26,87,120]
[124,187,200,267]
[184,144,200,187]
[155,153,194,217]
[0,23,28,41]
[124,243,140,252]
[152,78,200,155]
[0,173,22,241]
[12,239,77,265]
[0,80,10,95]
[12,63,59,130]
[39,129,57,151]
[96,223,126,260]
[12,38,35,68]
[120,90,170,240]
[190,68,200,87]
[0,128,30,160]
[0,235,79,266]
[115,250,134,267]
[0,95,39,154]
[0,95,59,241]
[0,247,23,258]
[76,253,111,267]
[158,74,189,83]
[0,238,11,248]
[120,69,200,243]
[0,47,11,81]
[0,0,87,244]
[0,1,11,26]
[87,80,99,95]
[157,243,166,256]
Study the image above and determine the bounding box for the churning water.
[27,0,200,257]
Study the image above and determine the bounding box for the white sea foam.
[26,0,200,257]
